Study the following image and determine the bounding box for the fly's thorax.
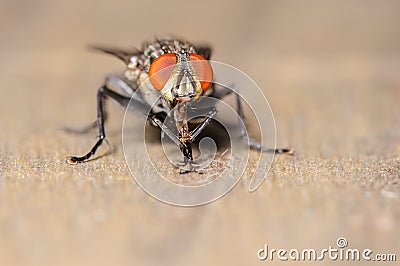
[141,38,197,70]
[123,55,146,86]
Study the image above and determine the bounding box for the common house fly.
[67,38,293,173]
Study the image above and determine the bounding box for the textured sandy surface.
[0,0,399,265]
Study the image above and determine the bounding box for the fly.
[66,37,293,173]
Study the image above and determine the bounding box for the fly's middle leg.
[67,85,131,164]
[67,75,153,164]
[211,84,294,155]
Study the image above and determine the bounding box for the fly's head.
[149,49,213,107]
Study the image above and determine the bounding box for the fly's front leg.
[149,113,195,173]
[173,104,196,173]
[178,142,198,174]
[150,114,182,147]
[178,107,218,174]
[151,104,217,174]
[189,107,217,142]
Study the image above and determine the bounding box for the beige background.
[0,0,399,265]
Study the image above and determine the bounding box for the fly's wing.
[89,45,140,64]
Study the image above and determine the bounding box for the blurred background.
[0,0,399,265]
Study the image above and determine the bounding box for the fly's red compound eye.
[189,53,213,91]
[149,53,177,90]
